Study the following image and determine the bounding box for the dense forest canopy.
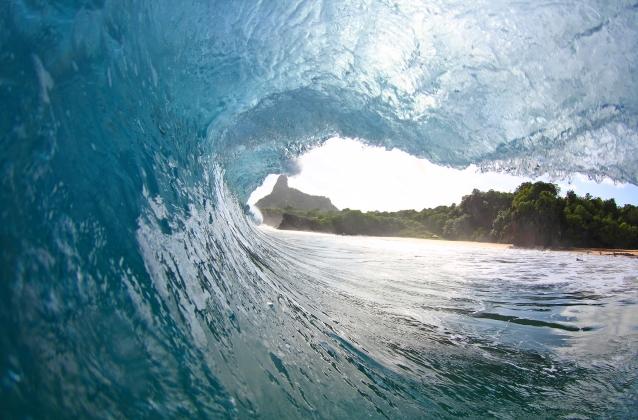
[259,182,638,249]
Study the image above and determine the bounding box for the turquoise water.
[2,0,638,418]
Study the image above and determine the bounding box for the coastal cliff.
[255,175,338,226]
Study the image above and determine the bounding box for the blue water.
[1,1,638,418]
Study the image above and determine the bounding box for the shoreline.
[549,247,638,258]
[258,225,638,258]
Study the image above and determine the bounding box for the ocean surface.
[2,0,638,418]
[255,227,638,418]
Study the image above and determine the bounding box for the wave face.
[1,0,638,417]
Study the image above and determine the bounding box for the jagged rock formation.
[255,175,338,226]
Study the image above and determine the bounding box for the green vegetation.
[261,181,638,249]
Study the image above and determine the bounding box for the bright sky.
[248,137,638,212]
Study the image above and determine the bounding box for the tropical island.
[257,175,638,250]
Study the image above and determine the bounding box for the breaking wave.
[1,1,637,417]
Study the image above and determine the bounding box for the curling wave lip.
[1,0,638,418]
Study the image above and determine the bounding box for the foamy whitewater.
[1,1,638,418]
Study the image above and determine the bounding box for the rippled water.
[2,0,638,417]
[259,227,638,418]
